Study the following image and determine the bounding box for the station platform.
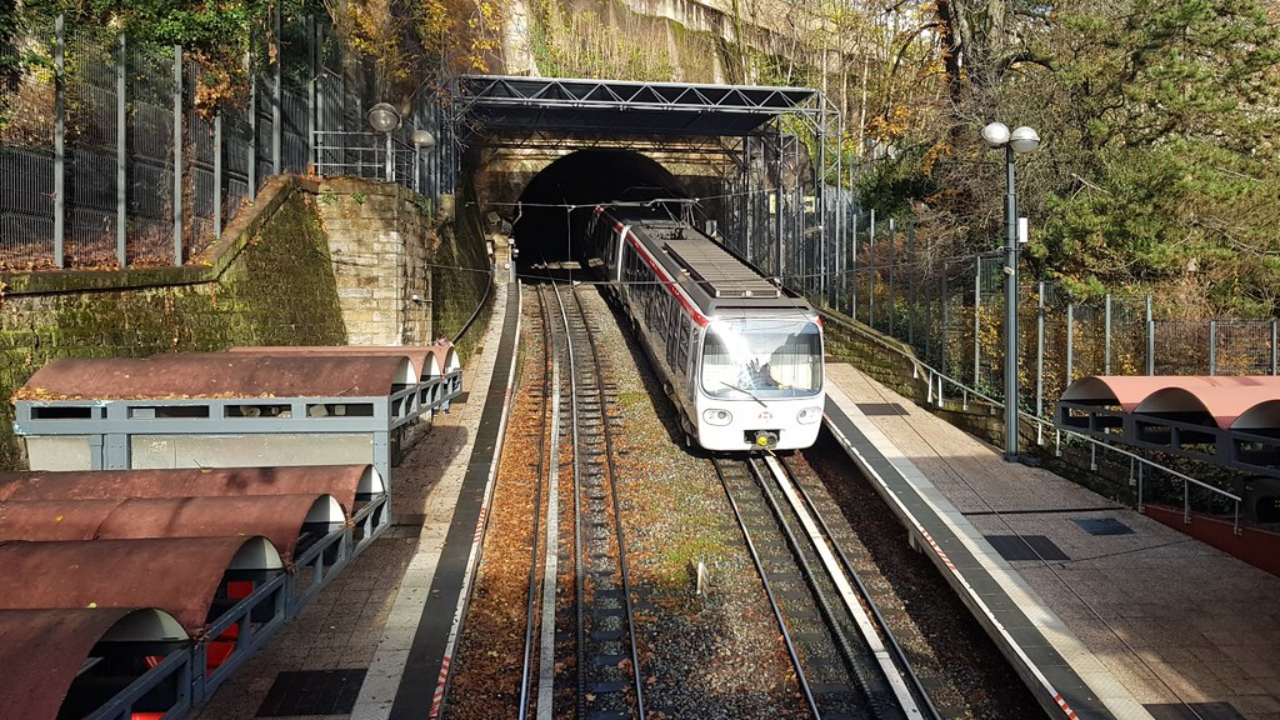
[824,363,1280,720]
[187,281,517,720]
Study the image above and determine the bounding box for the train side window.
[664,299,680,368]
[675,314,693,378]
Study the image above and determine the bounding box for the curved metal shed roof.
[0,495,344,560]
[0,537,282,632]
[1060,376,1280,429]
[228,345,456,380]
[0,498,125,541]
[0,608,186,720]
[431,345,460,374]
[96,494,343,561]
[13,354,417,401]
[0,464,383,507]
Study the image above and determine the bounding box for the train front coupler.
[751,430,779,451]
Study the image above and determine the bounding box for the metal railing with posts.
[820,309,1243,531]
[313,131,427,188]
[0,12,456,271]
[823,213,1280,423]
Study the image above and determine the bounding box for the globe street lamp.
[367,102,401,182]
[411,129,437,195]
[982,122,1040,462]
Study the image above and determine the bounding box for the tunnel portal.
[511,150,684,274]
[457,76,835,285]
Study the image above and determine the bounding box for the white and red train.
[585,204,825,452]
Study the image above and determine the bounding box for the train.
[584,203,825,452]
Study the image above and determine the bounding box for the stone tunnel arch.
[511,149,686,272]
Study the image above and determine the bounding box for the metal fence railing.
[823,308,1247,531]
[0,11,458,271]
[824,213,1280,422]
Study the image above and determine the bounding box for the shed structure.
[10,352,443,507]
[1057,375,1280,479]
[0,463,384,717]
[227,344,463,421]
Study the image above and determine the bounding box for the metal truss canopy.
[456,75,824,138]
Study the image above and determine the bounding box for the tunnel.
[511,149,686,275]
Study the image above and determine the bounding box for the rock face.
[500,0,827,85]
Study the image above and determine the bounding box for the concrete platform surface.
[826,362,1280,720]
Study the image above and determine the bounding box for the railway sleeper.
[588,653,629,667]
[586,680,629,693]
[808,682,858,696]
[586,709,630,720]
[591,586,624,599]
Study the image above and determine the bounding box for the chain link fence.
[1,12,457,270]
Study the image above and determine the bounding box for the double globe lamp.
[367,102,437,183]
[981,122,1040,462]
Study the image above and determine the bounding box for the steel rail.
[534,276,567,720]
[518,285,554,720]
[777,455,944,720]
[712,457,822,718]
[746,456,888,719]
[547,280,589,720]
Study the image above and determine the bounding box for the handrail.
[1054,426,1241,531]
[454,260,495,344]
[818,307,1242,532]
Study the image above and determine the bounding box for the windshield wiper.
[720,381,767,408]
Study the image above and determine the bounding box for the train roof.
[606,208,815,317]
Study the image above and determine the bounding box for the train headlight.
[796,406,823,425]
[702,408,733,426]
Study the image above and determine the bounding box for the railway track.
[514,284,554,720]
[713,454,939,720]
[448,278,1041,719]
[517,280,645,719]
[560,282,645,720]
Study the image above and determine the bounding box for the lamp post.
[982,122,1040,462]
[367,102,401,182]
[411,129,436,195]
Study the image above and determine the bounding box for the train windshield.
[700,318,823,399]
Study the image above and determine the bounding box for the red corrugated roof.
[0,464,382,508]
[94,494,343,562]
[0,499,124,541]
[0,608,185,720]
[228,345,453,380]
[0,537,282,632]
[0,494,344,561]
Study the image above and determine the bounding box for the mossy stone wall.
[0,178,348,471]
[1,174,495,472]
[433,180,495,365]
